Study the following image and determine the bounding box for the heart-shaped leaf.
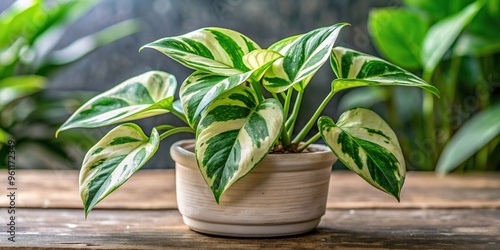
[57,71,177,135]
[142,27,260,76]
[179,71,254,128]
[330,47,440,97]
[80,123,160,217]
[368,8,429,70]
[319,108,405,200]
[196,85,283,202]
[263,23,348,93]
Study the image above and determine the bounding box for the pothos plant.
[57,23,439,217]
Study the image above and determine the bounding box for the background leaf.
[421,1,483,77]
[436,104,500,174]
[0,75,46,108]
[368,8,428,70]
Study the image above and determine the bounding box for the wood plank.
[1,170,499,210]
[0,208,499,249]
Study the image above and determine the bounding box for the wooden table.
[1,170,499,249]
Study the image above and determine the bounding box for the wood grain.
[0,208,498,249]
[2,170,499,210]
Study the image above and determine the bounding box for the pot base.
[183,216,320,238]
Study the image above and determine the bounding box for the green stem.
[297,132,321,151]
[293,90,335,144]
[159,127,194,140]
[154,125,176,132]
[170,107,188,125]
[282,88,293,121]
[285,90,304,140]
[280,125,290,147]
[249,79,264,102]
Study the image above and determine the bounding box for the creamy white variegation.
[142,27,260,76]
[57,71,177,135]
[180,50,282,128]
[195,86,283,202]
[263,24,348,93]
[79,123,159,217]
[319,108,405,200]
[242,49,283,81]
[330,47,440,96]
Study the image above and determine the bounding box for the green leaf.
[40,19,141,71]
[0,75,46,107]
[263,23,348,93]
[421,1,483,77]
[179,71,254,128]
[141,27,260,76]
[454,33,500,57]
[196,85,283,203]
[368,8,428,70]
[79,123,159,217]
[330,47,440,96]
[0,128,10,144]
[57,71,177,135]
[436,104,500,174]
[318,108,405,200]
[403,0,474,23]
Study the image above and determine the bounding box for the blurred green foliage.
[363,0,499,172]
[0,0,139,169]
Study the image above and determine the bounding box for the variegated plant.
[57,24,440,217]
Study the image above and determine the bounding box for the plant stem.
[159,127,194,140]
[293,89,335,144]
[297,132,321,151]
[249,79,264,102]
[280,124,290,147]
[422,69,437,166]
[169,108,189,125]
[285,90,304,140]
[282,88,293,121]
[154,125,176,132]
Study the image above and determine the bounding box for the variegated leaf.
[141,27,260,76]
[268,34,301,52]
[263,23,348,93]
[180,71,254,128]
[180,52,281,128]
[196,86,283,203]
[57,71,176,135]
[330,47,440,97]
[80,123,160,217]
[242,49,283,81]
[318,108,405,200]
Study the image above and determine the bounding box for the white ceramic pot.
[170,140,337,237]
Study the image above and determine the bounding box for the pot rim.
[170,139,337,172]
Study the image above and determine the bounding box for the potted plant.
[57,23,439,237]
